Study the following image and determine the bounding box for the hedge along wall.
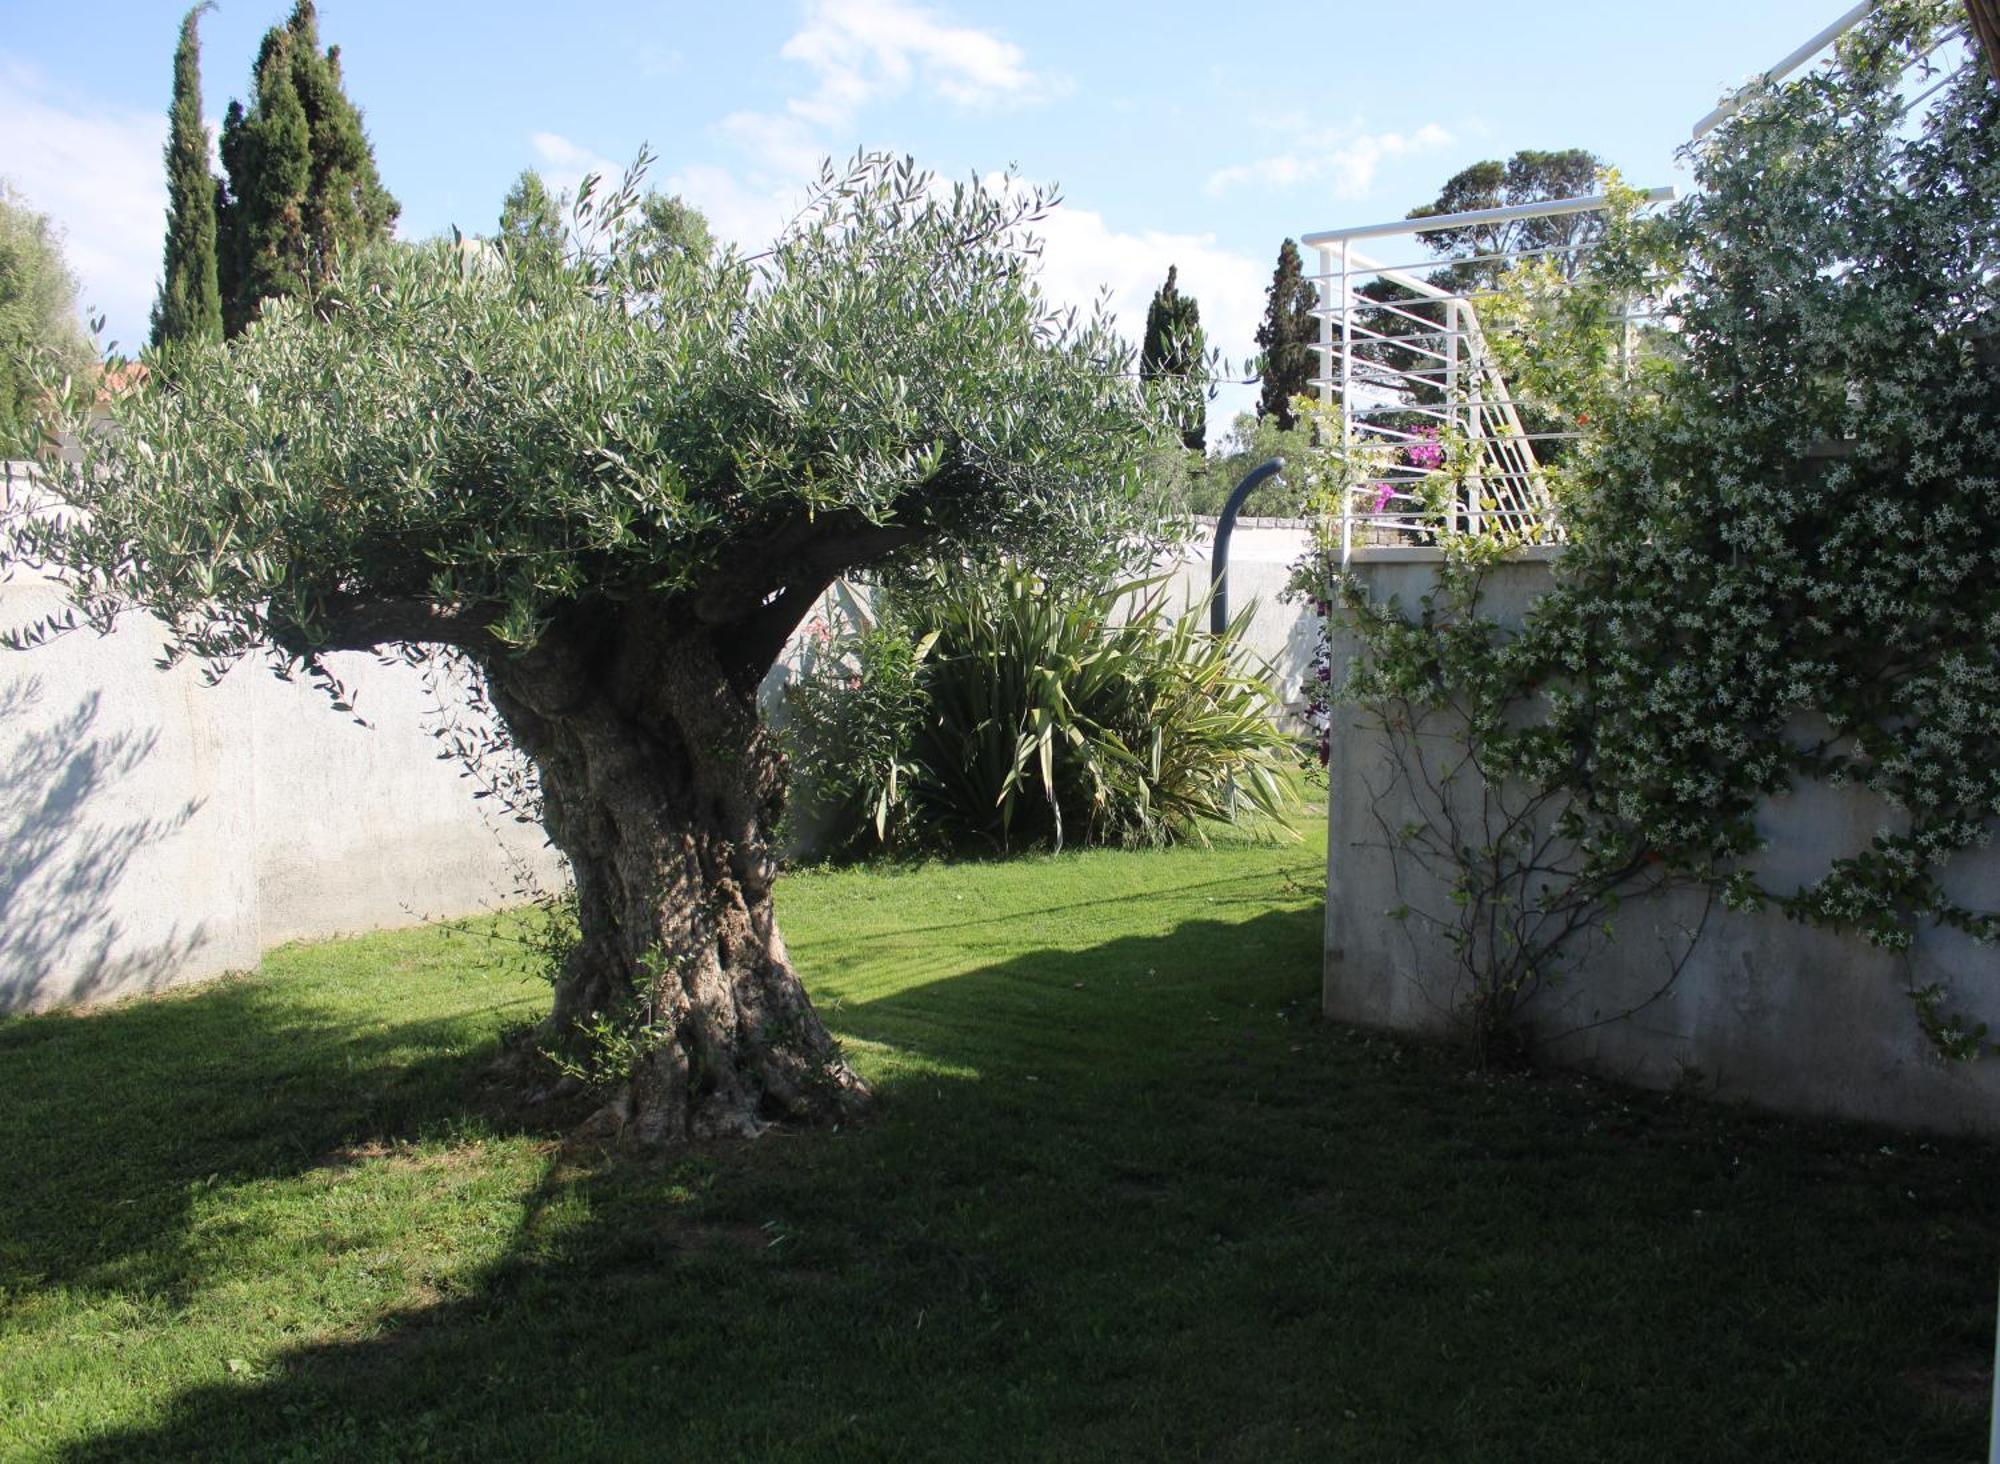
[1324,547,2000,1136]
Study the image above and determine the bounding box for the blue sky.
[4,0,1846,427]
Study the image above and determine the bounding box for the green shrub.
[783,619,935,853]
[784,568,1295,855]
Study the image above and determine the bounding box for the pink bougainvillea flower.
[1402,426,1444,472]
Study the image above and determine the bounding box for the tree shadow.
[41,908,1336,1460]
[0,967,556,1307]
[29,903,2000,1463]
[0,677,209,1009]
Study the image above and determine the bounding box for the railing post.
[1990,1267,1999,1464]
[1444,296,1460,508]
[1465,300,1484,538]
[1337,240,1354,571]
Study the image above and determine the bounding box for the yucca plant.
[786,567,1295,854]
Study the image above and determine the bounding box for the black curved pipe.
[1210,456,1284,636]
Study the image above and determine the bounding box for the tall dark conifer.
[1140,264,1206,452]
[217,1,398,335]
[152,4,223,348]
[1253,239,1319,429]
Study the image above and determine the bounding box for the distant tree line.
[0,187,94,454]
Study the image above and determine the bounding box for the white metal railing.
[1692,1,1878,139]
[1694,1,1978,139]
[1303,188,1673,566]
[1298,5,1977,571]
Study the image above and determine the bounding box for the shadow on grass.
[0,971,554,1303]
[29,903,2000,1464]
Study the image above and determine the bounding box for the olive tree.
[12,155,1174,1142]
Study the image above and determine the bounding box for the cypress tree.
[1140,264,1206,452]
[217,1,398,335]
[292,11,398,259]
[151,4,223,349]
[1253,239,1320,429]
[218,28,311,336]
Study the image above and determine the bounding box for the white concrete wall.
[1,456,1320,1014]
[1325,548,2000,1135]
[1170,517,1319,726]
[0,466,568,1013]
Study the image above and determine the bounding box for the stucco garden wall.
[0,569,571,1014]
[3,459,1318,1013]
[1324,548,2000,1135]
[0,461,578,1013]
[1175,517,1318,724]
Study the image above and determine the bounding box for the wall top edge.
[1342,544,1566,565]
[1191,514,1316,531]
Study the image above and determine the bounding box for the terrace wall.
[1324,548,2000,1135]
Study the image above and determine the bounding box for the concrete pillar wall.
[1324,548,2000,1135]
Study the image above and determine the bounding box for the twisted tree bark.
[483,602,868,1144]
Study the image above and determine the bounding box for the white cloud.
[1206,122,1453,199]
[1013,186,1269,431]
[655,2,1061,263]
[655,1,1068,256]
[780,0,1050,127]
[527,130,625,204]
[0,61,168,355]
[660,163,804,252]
[716,112,826,182]
[722,0,1057,177]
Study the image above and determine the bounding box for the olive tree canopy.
[13,154,1177,1142]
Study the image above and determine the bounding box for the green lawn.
[1,810,1995,1462]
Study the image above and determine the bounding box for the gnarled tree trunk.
[483,605,868,1144]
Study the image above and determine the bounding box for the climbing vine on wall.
[1296,0,2000,1058]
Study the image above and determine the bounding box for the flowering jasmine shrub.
[1301,0,2000,1058]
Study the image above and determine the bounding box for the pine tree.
[1140,264,1206,452]
[151,5,223,349]
[217,1,398,336]
[629,191,714,273]
[1253,239,1319,429]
